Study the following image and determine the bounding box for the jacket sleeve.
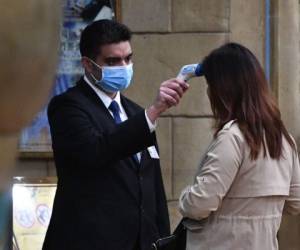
[179,130,243,220]
[284,149,300,215]
[48,94,156,168]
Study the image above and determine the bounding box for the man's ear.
[81,57,93,73]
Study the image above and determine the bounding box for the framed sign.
[12,177,57,250]
[18,0,121,158]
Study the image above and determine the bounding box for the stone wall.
[15,0,300,249]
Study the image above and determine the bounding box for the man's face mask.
[88,58,133,93]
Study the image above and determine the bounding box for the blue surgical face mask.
[89,59,133,93]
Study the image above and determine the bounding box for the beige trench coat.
[179,120,300,250]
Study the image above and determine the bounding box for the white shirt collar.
[83,75,124,114]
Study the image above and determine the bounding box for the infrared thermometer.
[177,63,204,81]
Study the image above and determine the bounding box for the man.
[43,19,188,250]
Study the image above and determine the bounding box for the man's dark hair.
[79,19,131,60]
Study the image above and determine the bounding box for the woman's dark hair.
[79,19,131,60]
[202,42,295,160]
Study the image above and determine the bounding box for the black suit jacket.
[43,79,170,250]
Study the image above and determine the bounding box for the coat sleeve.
[284,149,300,215]
[179,130,243,220]
[48,94,156,168]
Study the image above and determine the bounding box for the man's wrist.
[145,110,157,133]
[146,105,161,124]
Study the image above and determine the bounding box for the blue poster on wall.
[19,0,116,154]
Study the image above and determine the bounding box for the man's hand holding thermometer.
[146,63,203,123]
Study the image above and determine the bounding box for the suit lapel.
[120,95,137,118]
[77,79,139,126]
[76,78,116,125]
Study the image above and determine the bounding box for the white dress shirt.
[84,75,157,161]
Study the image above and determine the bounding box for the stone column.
[272,0,300,143]
[272,1,300,249]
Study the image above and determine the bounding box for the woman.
[179,43,300,250]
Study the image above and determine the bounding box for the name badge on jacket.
[147,146,159,159]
